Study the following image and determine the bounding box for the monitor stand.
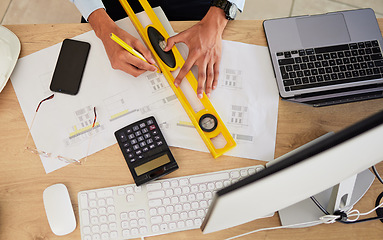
[278,168,375,227]
[266,132,376,228]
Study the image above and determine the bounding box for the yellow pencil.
[110,33,160,72]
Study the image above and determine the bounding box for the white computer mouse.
[43,183,76,236]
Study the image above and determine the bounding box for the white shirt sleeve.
[68,0,105,21]
[229,0,245,12]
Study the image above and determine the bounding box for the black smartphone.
[50,39,90,95]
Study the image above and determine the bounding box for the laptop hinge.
[286,84,383,107]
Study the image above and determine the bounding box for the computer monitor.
[201,109,383,234]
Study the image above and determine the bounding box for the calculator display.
[134,154,170,176]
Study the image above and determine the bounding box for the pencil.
[110,33,160,73]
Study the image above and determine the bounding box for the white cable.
[226,200,383,239]
[345,201,383,222]
[225,200,383,240]
[319,215,341,224]
[225,215,339,240]
[345,209,361,222]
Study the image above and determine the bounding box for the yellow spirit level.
[118,0,236,158]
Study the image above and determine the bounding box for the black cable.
[372,166,383,185]
[309,165,383,224]
[310,191,383,224]
[336,215,383,224]
[372,165,383,223]
[375,191,383,223]
[310,196,330,215]
[338,165,383,224]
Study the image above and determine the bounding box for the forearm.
[202,7,229,35]
[87,8,157,76]
[87,8,117,41]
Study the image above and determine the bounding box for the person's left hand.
[164,7,229,98]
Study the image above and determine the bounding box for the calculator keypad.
[116,118,165,164]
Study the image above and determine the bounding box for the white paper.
[11,11,279,173]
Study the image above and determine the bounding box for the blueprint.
[11,8,279,173]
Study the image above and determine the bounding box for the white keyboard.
[78,165,265,240]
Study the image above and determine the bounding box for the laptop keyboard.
[277,40,383,92]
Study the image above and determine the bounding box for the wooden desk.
[1,20,383,240]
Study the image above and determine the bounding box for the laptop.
[263,8,383,107]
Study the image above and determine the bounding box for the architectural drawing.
[221,68,242,89]
[229,105,249,126]
[146,72,168,93]
[104,91,139,122]
[139,94,177,114]
[65,105,105,146]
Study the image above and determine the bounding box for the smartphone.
[50,39,90,95]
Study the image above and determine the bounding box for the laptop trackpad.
[296,13,351,48]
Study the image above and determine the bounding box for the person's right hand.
[88,9,157,77]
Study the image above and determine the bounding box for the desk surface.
[1,20,383,240]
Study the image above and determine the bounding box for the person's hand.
[164,7,229,98]
[88,9,157,77]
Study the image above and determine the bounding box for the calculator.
[114,116,178,186]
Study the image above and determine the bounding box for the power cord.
[226,200,383,240]
[311,165,383,224]
[372,166,383,184]
[372,165,383,223]
[375,192,383,223]
[226,165,383,239]
[310,195,383,224]
[225,217,336,240]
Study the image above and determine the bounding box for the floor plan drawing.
[221,68,242,89]
[139,94,178,115]
[229,105,249,126]
[146,72,168,93]
[65,105,105,146]
[104,91,140,122]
